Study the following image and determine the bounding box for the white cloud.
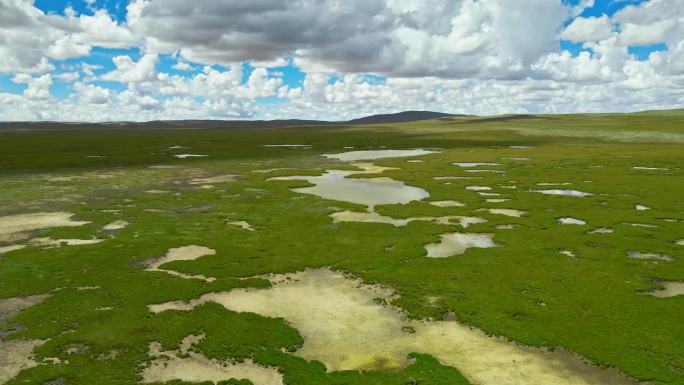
[12,73,53,100]
[101,54,158,83]
[73,82,110,104]
[560,16,614,43]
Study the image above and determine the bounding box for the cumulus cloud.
[101,54,158,83]
[0,0,135,73]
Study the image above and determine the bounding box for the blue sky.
[0,0,680,121]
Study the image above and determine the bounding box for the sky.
[0,0,682,121]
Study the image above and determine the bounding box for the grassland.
[0,112,682,385]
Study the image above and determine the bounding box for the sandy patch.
[478,192,501,196]
[622,223,658,228]
[648,281,684,298]
[558,218,586,225]
[28,238,104,247]
[677,239,684,246]
[189,175,239,185]
[486,199,510,203]
[496,224,518,230]
[633,166,668,171]
[635,205,651,211]
[429,200,465,207]
[150,269,635,385]
[537,182,572,186]
[483,209,526,218]
[627,252,672,262]
[0,294,49,385]
[559,250,576,258]
[145,246,217,282]
[0,212,90,242]
[0,245,26,254]
[252,168,296,174]
[103,220,128,231]
[330,210,484,229]
[589,228,614,234]
[406,160,424,163]
[425,233,497,257]
[465,186,491,191]
[227,221,255,231]
[141,334,283,385]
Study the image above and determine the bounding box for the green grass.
[0,110,682,384]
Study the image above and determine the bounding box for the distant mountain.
[346,111,456,125]
[0,111,457,131]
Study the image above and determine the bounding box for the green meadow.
[0,111,682,385]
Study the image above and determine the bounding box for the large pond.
[271,170,429,207]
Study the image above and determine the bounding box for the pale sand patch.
[103,220,128,231]
[149,269,635,385]
[533,190,592,197]
[589,228,614,234]
[406,160,424,163]
[486,199,510,203]
[500,185,517,189]
[465,186,491,191]
[635,204,651,211]
[627,252,673,262]
[622,223,658,228]
[28,238,104,247]
[252,168,296,174]
[145,246,217,282]
[0,245,26,254]
[558,218,586,225]
[425,233,498,257]
[537,182,572,186]
[0,212,90,242]
[149,165,183,169]
[145,190,171,194]
[0,294,49,385]
[350,162,398,174]
[141,334,282,385]
[496,224,518,230]
[189,175,239,185]
[482,209,526,218]
[633,166,668,171]
[559,250,576,258]
[478,192,501,196]
[330,211,484,228]
[429,200,465,207]
[227,221,254,231]
[677,239,684,246]
[649,281,684,298]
